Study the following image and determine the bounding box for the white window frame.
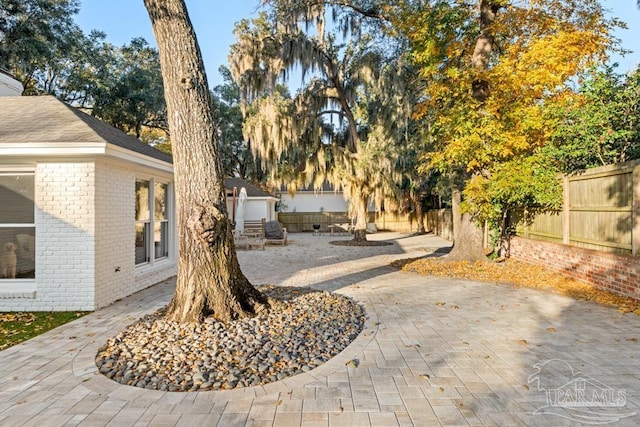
[135,177,173,268]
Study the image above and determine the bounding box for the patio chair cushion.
[264,220,284,239]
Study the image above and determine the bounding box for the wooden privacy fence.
[518,160,640,256]
[277,210,451,233]
[277,161,639,259]
[425,209,453,241]
[277,212,354,233]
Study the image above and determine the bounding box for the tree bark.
[447,189,486,261]
[445,0,504,262]
[414,191,426,234]
[144,0,268,322]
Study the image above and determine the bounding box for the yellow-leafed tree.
[391,0,622,258]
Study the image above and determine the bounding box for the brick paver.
[1,232,640,426]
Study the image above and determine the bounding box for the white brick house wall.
[94,160,135,309]
[0,162,96,310]
[0,160,177,311]
[94,160,177,309]
[38,162,97,310]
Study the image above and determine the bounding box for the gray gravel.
[95,286,365,392]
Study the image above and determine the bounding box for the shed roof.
[0,95,172,163]
[224,177,273,198]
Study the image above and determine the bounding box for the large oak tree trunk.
[447,189,486,261]
[144,0,268,323]
[446,0,502,262]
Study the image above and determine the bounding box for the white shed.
[224,177,278,225]
[276,182,374,213]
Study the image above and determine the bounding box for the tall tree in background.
[545,64,640,172]
[90,38,167,138]
[393,0,620,258]
[1,1,169,146]
[144,0,268,322]
[41,34,168,141]
[212,66,265,181]
[230,3,408,242]
[0,0,81,92]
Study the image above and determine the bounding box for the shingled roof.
[224,177,274,198]
[0,96,172,163]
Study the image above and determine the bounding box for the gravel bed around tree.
[95,286,365,392]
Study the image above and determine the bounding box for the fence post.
[563,176,570,245]
[633,165,640,256]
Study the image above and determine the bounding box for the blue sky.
[76,1,640,88]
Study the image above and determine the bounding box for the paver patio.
[1,232,639,426]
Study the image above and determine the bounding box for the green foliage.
[0,0,81,91]
[1,2,169,147]
[462,153,562,227]
[90,38,167,139]
[212,66,265,181]
[545,64,640,173]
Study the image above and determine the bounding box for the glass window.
[135,180,150,265]
[154,183,169,260]
[135,179,171,265]
[0,173,36,279]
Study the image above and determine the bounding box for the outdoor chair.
[265,220,288,246]
[241,219,266,250]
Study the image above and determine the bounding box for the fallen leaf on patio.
[391,258,640,315]
[435,302,446,306]
[522,384,529,390]
[438,387,445,393]
[626,337,638,343]
[345,358,359,368]
[419,374,431,380]
[450,305,460,309]
[518,339,528,346]
[546,327,556,333]
[462,341,470,346]
[276,400,282,406]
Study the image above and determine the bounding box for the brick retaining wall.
[510,236,640,300]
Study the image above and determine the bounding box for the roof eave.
[0,142,107,155]
[105,143,173,173]
[0,142,173,173]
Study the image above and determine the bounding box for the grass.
[0,311,89,351]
